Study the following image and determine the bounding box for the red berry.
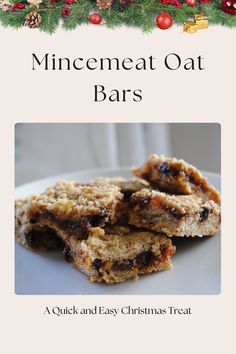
[62,7,70,16]
[10,2,25,11]
[160,0,181,6]
[185,0,196,6]
[89,13,102,25]
[156,12,173,30]
[65,0,75,4]
[15,2,25,9]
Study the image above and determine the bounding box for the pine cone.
[96,0,113,10]
[24,11,42,29]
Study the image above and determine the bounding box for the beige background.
[0,23,235,354]
[0,25,235,120]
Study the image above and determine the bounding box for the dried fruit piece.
[129,189,221,237]
[132,154,221,204]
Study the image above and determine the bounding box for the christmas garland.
[0,0,236,33]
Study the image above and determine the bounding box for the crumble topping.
[132,154,221,204]
[17,180,124,222]
[15,153,221,283]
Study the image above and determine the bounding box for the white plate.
[15,168,221,295]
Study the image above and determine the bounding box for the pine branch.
[0,8,29,28]
[40,7,61,33]
[63,0,91,30]
[0,0,236,33]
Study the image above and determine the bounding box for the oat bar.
[15,196,175,283]
[129,189,221,237]
[67,225,176,284]
[132,154,220,204]
[15,180,124,251]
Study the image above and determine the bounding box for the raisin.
[158,162,170,175]
[89,208,109,227]
[160,246,166,254]
[158,163,180,177]
[112,260,133,271]
[61,220,80,232]
[135,251,154,266]
[89,215,103,226]
[172,170,180,177]
[92,259,103,271]
[138,197,150,206]
[80,220,91,233]
[29,213,40,224]
[131,196,151,207]
[60,219,90,240]
[188,175,195,184]
[63,246,74,263]
[170,208,183,219]
[199,207,209,222]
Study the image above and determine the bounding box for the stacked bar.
[15,179,175,284]
[15,155,221,284]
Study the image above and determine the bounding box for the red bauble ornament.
[89,13,102,24]
[185,0,196,6]
[156,12,173,30]
[222,0,236,15]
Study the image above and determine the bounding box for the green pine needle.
[0,0,235,34]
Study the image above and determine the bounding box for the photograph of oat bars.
[15,123,221,295]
